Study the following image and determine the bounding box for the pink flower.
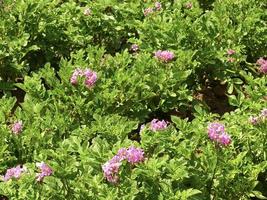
[102,146,145,183]
[3,165,26,181]
[260,108,267,118]
[259,63,267,74]
[227,49,236,55]
[155,2,162,11]
[154,50,174,62]
[36,162,53,182]
[257,58,266,65]
[117,148,128,161]
[144,7,154,16]
[11,120,23,135]
[102,160,121,184]
[185,2,193,9]
[139,124,145,133]
[219,133,231,146]
[130,44,139,52]
[256,58,267,74]
[70,68,83,85]
[126,147,145,164]
[150,119,168,132]
[70,68,97,87]
[249,116,259,125]
[83,69,98,88]
[208,122,225,142]
[227,57,235,63]
[207,122,231,146]
[84,8,91,16]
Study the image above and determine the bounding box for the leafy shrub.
[0,0,266,199]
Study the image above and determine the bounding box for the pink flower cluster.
[249,108,267,125]
[84,8,91,16]
[256,57,267,74]
[227,49,236,55]
[226,49,236,63]
[154,50,175,62]
[11,120,23,135]
[144,2,162,16]
[102,147,144,183]
[207,122,231,146]
[70,68,97,88]
[36,162,53,182]
[150,119,168,132]
[144,7,154,16]
[155,2,162,11]
[3,165,27,181]
[184,2,193,9]
[130,44,139,52]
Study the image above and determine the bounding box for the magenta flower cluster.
[144,2,162,16]
[154,50,175,62]
[11,120,23,135]
[150,119,168,132]
[207,122,231,146]
[2,165,27,182]
[249,108,267,125]
[36,162,53,182]
[256,57,267,74]
[70,68,97,88]
[102,147,144,183]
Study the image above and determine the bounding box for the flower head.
[155,2,162,11]
[256,58,267,74]
[36,162,53,182]
[126,147,145,164]
[116,148,128,161]
[70,68,97,87]
[260,108,267,118]
[70,68,83,85]
[227,49,236,55]
[219,133,231,146]
[102,146,145,183]
[144,7,154,16]
[139,124,145,133]
[84,8,91,16]
[102,160,121,184]
[83,69,98,88]
[3,165,26,181]
[11,120,23,135]
[185,2,193,9]
[130,44,139,52]
[150,119,168,132]
[227,57,235,63]
[249,116,259,125]
[207,122,231,146]
[154,50,174,62]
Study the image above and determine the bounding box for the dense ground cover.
[0,0,266,199]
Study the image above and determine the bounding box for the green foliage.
[0,0,267,199]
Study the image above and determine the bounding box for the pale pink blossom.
[3,165,26,181]
[154,50,175,62]
[84,8,91,16]
[144,7,154,16]
[150,119,168,131]
[11,120,23,135]
[36,162,53,182]
[155,2,162,11]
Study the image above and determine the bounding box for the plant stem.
[208,146,219,200]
